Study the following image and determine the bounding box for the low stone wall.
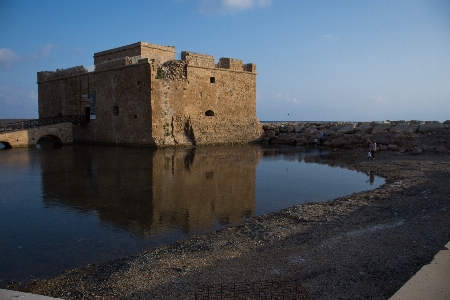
[261,120,450,154]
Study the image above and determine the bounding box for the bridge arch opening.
[0,141,12,150]
[36,135,63,149]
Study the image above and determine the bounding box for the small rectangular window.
[210,77,215,83]
[89,91,96,119]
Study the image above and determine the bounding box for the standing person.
[367,150,372,161]
[369,139,377,160]
[319,132,324,146]
[372,140,377,159]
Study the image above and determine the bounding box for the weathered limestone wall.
[218,58,242,71]
[150,57,261,147]
[93,42,176,65]
[74,63,154,146]
[0,122,73,148]
[261,120,450,154]
[181,51,215,68]
[37,66,87,82]
[39,61,154,146]
[95,57,132,72]
[38,71,88,118]
[38,41,262,147]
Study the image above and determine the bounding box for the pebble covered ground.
[17,149,450,299]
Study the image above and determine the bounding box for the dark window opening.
[210,77,215,83]
[205,110,215,117]
[89,91,96,118]
[113,105,119,116]
[137,81,141,85]
[84,107,90,123]
[134,115,138,119]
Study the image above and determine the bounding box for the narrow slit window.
[113,105,119,116]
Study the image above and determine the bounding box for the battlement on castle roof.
[37,42,256,82]
[93,41,255,72]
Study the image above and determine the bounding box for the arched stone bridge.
[0,115,85,148]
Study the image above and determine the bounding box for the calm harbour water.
[0,144,383,286]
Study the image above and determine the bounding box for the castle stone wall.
[218,58,243,71]
[37,66,88,82]
[72,62,154,146]
[38,41,262,147]
[94,42,175,65]
[150,60,260,146]
[181,51,215,68]
[38,72,87,117]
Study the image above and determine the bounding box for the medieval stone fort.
[37,41,262,147]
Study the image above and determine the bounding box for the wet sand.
[19,149,450,299]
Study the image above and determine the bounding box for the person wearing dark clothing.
[369,140,376,159]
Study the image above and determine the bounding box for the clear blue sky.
[1,0,449,122]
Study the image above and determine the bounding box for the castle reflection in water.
[1,144,383,285]
[38,144,373,237]
[40,145,262,237]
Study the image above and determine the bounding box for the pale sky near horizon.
[1,0,449,122]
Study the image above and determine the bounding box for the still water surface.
[0,144,383,286]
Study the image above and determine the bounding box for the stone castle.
[37,42,262,147]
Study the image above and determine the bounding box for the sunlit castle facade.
[37,41,262,147]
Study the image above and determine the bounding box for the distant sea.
[0,119,31,125]
[261,120,357,123]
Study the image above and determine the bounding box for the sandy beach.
[16,148,450,299]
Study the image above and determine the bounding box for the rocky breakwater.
[261,120,450,154]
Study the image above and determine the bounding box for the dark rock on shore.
[261,120,450,155]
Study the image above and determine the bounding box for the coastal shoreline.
[15,148,450,299]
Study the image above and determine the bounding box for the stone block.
[412,147,423,155]
[372,124,391,134]
[387,144,398,150]
[435,146,447,153]
[418,122,442,133]
[407,123,420,133]
[378,144,388,151]
[266,130,276,138]
[338,124,358,134]
[390,122,410,133]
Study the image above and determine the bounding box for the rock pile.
[156,60,187,81]
[261,120,450,154]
